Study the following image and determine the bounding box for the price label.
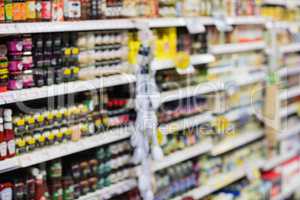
[185,18,205,34]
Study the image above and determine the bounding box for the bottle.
[0,1,5,22]
[64,0,81,20]
[0,115,7,160]
[0,182,13,200]
[80,0,89,20]
[4,0,12,22]
[52,0,63,21]
[26,0,36,21]
[35,0,42,20]
[12,0,26,22]
[41,0,51,21]
[4,109,15,158]
[34,174,46,200]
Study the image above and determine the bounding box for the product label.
[63,68,71,76]
[12,2,26,21]
[4,2,12,21]
[35,1,42,19]
[157,128,165,145]
[26,1,36,20]
[27,116,35,125]
[213,116,230,135]
[1,187,12,200]
[88,123,95,134]
[41,1,51,19]
[175,51,195,74]
[37,114,44,123]
[0,141,7,157]
[38,134,46,143]
[16,118,25,126]
[0,2,5,21]
[16,138,26,148]
[8,139,15,155]
[67,0,81,18]
[52,0,64,21]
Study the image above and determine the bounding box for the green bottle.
[4,0,12,22]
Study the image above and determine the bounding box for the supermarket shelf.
[208,65,234,74]
[226,16,268,25]
[159,112,213,135]
[0,74,135,105]
[280,43,300,54]
[142,16,268,28]
[145,17,214,28]
[151,141,212,172]
[262,150,299,171]
[225,103,262,122]
[272,178,300,200]
[160,81,223,104]
[235,71,266,86]
[160,70,265,105]
[211,131,264,156]
[171,166,252,200]
[151,59,175,71]
[280,103,297,118]
[0,19,136,34]
[139,16,267,27]
[262,0,300,6]
[78,179,137,200]
[274,21,300,30]
[146,17,187,28]
[280,85,300,101]
[191,54,216,66]
[279,123,300,140]
[209,41,266,55]
[278,66,300,77]
[208,65,266,75]
[151,53,215,71]
[0,127,132,173]
[262,0,287,6]
[0,16,269,35]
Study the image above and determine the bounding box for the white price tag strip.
[286,0,298,10]
[213,14,233,32]
[0,157,19,172]
[176,65,196,75]
[185,18,205,34]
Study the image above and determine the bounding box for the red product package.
[41,0,51,20]
[4,109,15,158]
[0,123,7,160]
